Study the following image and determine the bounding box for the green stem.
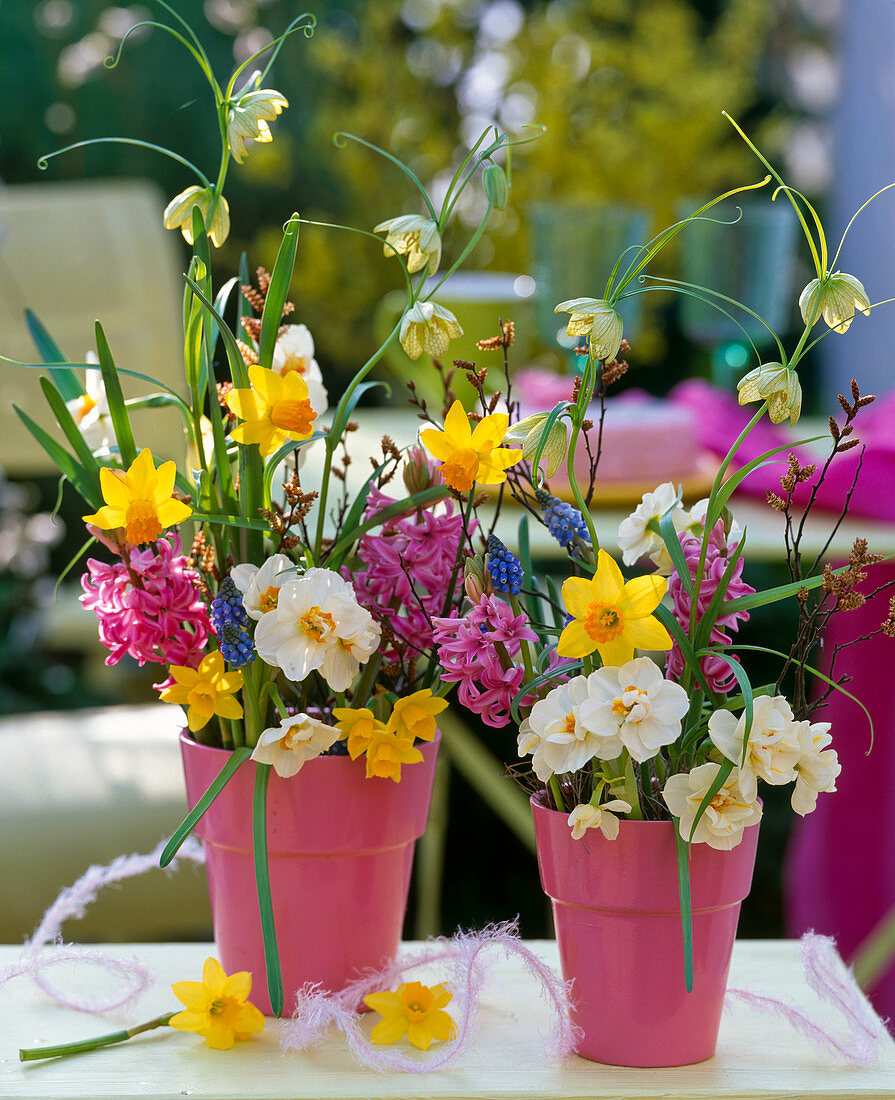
[510,593,535,684]
[20,1012,176,1062]
[549,774,566,812]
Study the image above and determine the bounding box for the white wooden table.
[3,940,895,1099]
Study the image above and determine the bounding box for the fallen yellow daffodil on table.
[364,980,457,1050]
[19,958,264,1061]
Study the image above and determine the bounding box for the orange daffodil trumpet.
[557,549,671,665]
[170,957,265,1050]
[83,447,192,546]
[420,400,522,494]
[226,365,318,458]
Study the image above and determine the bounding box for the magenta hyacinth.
[350,482,470,663]
[80,534,211,670]
[432,594,537,727]
[666,521,755,693]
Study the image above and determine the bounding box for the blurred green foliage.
[1,0,777,377]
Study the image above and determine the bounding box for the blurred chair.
[0,703,211,943]
[0,178,187,474]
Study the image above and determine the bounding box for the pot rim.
[179,726,442,757]
[530,788,677,826]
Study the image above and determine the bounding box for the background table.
[3,940,895,1099]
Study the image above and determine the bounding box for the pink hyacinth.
[432,594,537,727]
[80,534,211,672]
[349,482,471,664]
[666,521,755,693]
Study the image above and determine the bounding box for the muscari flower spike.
[220,621,255,667]
[210,576,249,635]
[536,488,592,551]
[486,533,524,595]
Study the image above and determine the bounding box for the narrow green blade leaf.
[653,603,716,700]
[258,215,300,370]
[24,309,82,400]
[262,431,327,503]
[13,404,94,502]
[94,322,137,466]
[38,376,102,504]
[693,530,748,651]
[160,747,252,866]
[687,757,734,843]
[329,379,390,451]
[253,763,284,1017]
[674,826,694,993]
[326,485,451,561]
[659,503,692,597]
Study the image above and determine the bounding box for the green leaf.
[708,436,825,526]
[253,763,284,1017]
[159,746,253,867]
[190,511,272,532]
[659,502,692,597]
[13,405,95,503]
[258,215,300,370]
[38,376,102,504]
[262,431,328,503]
[674,826,694,993]
[182,274,249,390]
[328,380,390,452]
[718,560,876,616]
[95,322,137,467]
[24,309,81,401]
[653,603,716,700]
[54,534,96,601]
[698,652,754,766]
[693,531,748,652]
[517,514,538,621]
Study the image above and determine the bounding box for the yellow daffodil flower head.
[159,652,244,732]
[799,272,871,334]
[553,297,623,362]
[333,706,385,759]
[389,689,447,742]
[503,412,569,479]
[736,362,803,425]
[365,981,456,1050]
[399,301,463,360]
[420,400,522,494]
[169,957,265,1050]
[364,727,424,783]
[374,214,442,276]
[163,185,230,247]
[557,549,671,665]
[227,73,289,164]
[226,365,318,458]
[83,448,192,546]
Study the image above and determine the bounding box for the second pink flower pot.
[532,793,759,1067]
[180,731,439,1015]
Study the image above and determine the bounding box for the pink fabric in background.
[668,379,895,521]
[669,379,895,1024]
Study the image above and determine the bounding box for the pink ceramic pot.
[531,793,759,1067]
[180,731,439,1015]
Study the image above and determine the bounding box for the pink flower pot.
[532,793,759,1067]
[180,731,440,1015]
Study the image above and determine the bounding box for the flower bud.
[402,445,437,495]
[464,552,493,602]
[482,162,509,212]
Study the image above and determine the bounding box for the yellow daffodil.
[553,297,623,362]
[374,215,442,276]
[420,400,522,493]
[159,652,244,732]
[799,272,871,334]
[364,727,424,783]
[83,447,192,546]
[227,75,288,163]
[365,981,456,1050]
[389,689,447,742]
[558,549,671,665]
[169,957,265,1050]
[333,706,385,759]
[736,362,803,425]
[399,301,463,360]
[163,185,230,247]
[226,365,318,458]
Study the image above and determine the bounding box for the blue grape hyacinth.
[486,533,524,595]
[536,488,592,551]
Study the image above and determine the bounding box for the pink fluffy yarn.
[666,522,755,693]
[349,484,470,664]
[80,533,211,671]
[432,595,537,727]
